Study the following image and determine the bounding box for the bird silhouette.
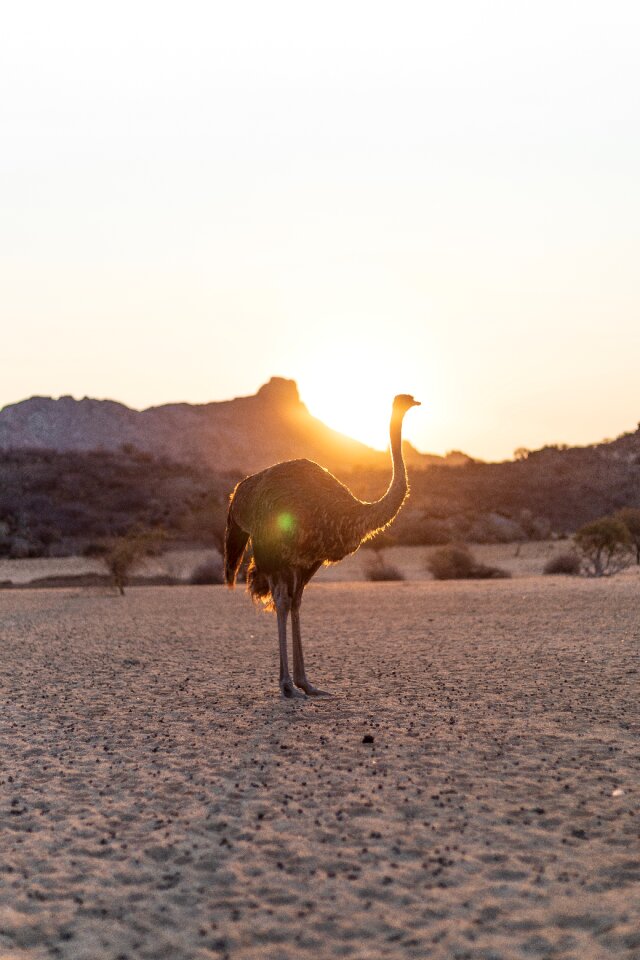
[224,394,420,697]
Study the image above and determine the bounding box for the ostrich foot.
[294,678,331,696]
[280,679,306,699]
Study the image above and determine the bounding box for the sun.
[299,373,414,451]
[307,393,391,449]
[292,321,436,453]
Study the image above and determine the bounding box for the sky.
[2,0,639,460]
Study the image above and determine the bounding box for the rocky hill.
[0,378,459,475]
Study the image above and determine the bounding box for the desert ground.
[1,557,639,959]
[0,540,585,587]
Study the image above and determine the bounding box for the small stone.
[362,734,374,744]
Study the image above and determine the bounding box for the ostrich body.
[224,394,420,697]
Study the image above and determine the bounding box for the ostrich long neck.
[359,409,409,536]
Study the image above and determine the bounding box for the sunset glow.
[304,389,396,453]
[2,2,640,460]
[300,369,429,453]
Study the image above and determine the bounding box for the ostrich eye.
[277,512,296,535]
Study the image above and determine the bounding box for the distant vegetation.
[543,510,639,578]
[0,448,236,559]
[426,544,510,580]
[362,548,405,582]
[573,516,632,577]
[101,527,167,595]
[2,431,640,561]
[358,438,640,546]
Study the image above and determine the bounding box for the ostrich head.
[392,394,421,418]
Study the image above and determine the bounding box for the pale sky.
[2,1,639,459]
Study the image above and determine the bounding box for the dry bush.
[426,544,510,580]
[102,527,166,595]
[362,549,404,582]
[189,554,224,585]
[543,551,581,575]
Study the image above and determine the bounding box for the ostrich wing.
[231,459,367,568]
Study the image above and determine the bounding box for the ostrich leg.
[271,579,305,699]
[291,583,329,696]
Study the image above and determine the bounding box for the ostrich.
[224,394,421,698]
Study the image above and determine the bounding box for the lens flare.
[277,512,295,535]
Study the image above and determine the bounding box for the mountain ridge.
[0,378,463,474]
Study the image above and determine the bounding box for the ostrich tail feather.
[246,559,274,611]
[224,512,249,587]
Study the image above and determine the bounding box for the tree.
[103,527,166,595]
[614,507,640,565]
[573,517,632,577]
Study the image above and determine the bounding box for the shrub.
[362,549,404,582]
[573,517,632,577]
[543,551,581,575]
[102,527,167,595]
[427,544,473,579]
[189,554,224,585]
[426,544,511,580]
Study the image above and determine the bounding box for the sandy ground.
[1,577,639,960]
[0,540,596,586]
[315,541,575,582]
[0,550,210,587]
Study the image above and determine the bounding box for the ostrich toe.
[280,679,307,699]
[294,678,331,696]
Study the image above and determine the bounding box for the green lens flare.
[277,512,295,535]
